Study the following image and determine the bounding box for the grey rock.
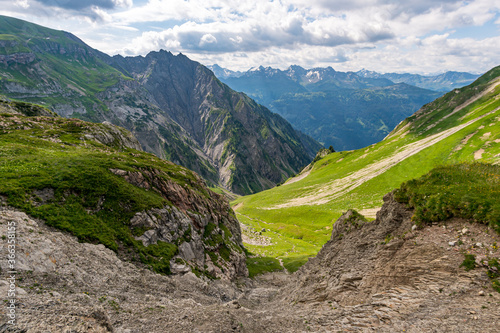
[1,189,499,333]
[178,242,196,261]
[170,263,190,274]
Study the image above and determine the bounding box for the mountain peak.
[0,15,319,195]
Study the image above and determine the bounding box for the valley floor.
[1,194,499,332]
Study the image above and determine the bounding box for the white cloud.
[0,0,499,74]
[199,33,217,47]
[15,0,29,9]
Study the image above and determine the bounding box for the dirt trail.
[282,168,311,186]
[425,77,500,131]
[268,101,500,209]
[358,207,380,219]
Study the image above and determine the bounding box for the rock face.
[0,15,321,195]
[0,191,498,332]
[0,110,247,280]
[109,167,247,279]
[283,191,500,331]
[105,50,320,194]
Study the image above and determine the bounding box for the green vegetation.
[233,65,500,272]
[395,163,500,232]
[246,256,283,277]
[0,112,217,275]
[460,254,476,271]
[487,258,500,292]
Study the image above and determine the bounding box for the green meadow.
[233,66,500,272]
[0,111,218,275]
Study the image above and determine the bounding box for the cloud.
[199,33,217,47]
[1,0,499,75]
[15,0,29,9]
[35,0,132,11]
[124,10,395,55]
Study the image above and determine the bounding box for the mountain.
[233,65,500,270]
[218,64,394,106]
[3,106,499,331]
[356,69,480,91]
[213,64,442,150]
[0,15,321,195]
[270,83,442,151]
[207,64,243,79]
[0,100,247,279]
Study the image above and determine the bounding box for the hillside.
[233,65,500,270]
[357,69,480,92]
[0,102,247,279]
[0,15,320,195]
[3,164,499,332]
[212,65,442,150]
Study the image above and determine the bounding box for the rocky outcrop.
[0,208,246,332]
[280,191,500,331]
[84,121,142,151]
[0,52,35,65]
[2,192,499,332]
[0,99,56,117]
[0,112,140,151]
[110,167,247,279]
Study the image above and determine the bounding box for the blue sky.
[1,0,499,74]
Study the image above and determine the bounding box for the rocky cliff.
[0,15,321,195]
[282,191,500,331]
[0,108,247,281]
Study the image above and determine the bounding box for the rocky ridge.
[285,192,500,331]
[0,108,247,281]
[0,15,321,195]
[108,166,247,278]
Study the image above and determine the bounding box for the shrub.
[394,163,500,233]
[460,254,476,271]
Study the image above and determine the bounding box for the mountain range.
[356,69,480,92]
[0,15,320,195]
[1,63,498,332]
[210,64,478,150]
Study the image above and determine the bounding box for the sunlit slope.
[233,65,500,271]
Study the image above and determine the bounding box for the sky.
[1,0,500,74]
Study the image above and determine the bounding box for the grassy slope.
[233,66,500,272]
[0,109,232,276]
[0,15,127,120]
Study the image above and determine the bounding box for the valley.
[211,65,478,150]
[233,65,500,271]
[0,13,499,333]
